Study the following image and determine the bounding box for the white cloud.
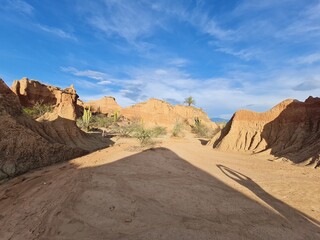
[37,24,77,40]
[62,62,320,117]
[84,0,163,43]
[233,0,296,13]
[2,0,34,16]
[75,79,98,89]
[291,53,320,65]
[282,2,320,40]
[167,58,190,67]
[214,46,259,60]
[201,20,232,40]
[61,67,110,82]
[78,0,233,52]
[97,80,112,85]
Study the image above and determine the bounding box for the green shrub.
[91,114,113,128]
[150,126,167,137]
[172,121,183,137]
[23,101,54,118]
[191,117,210,138]
[77,113,114,131]
[133,128,152,146]
[114,122,160,146]
[114,122,143,137]
[23,107,38,118]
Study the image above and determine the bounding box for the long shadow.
[1,148,318,239]
[217,165,320,230]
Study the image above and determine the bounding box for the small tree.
[184,96,195,106]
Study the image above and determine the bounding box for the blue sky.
[1,0,320,119]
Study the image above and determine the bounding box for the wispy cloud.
[291,53,320,65]
[191,14,232,40]
[167,58,190,67]
[200,21,232,40]
[213,46,259,61]
[75,79,99,89]
[78,0,232,51]
[84,0,163,43]
[1,0,34,16]
[150,0,233,40]
[292,78,320,91]
[61,67,112,85]
[282,2,320,40]
[1,2,77,41]
[233,0,296,13]
[37,24,77,40]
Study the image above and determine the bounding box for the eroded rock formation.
[173,105,217,129]
[12,77,78,121]
[0,79,108,180]
[209,97,320,167]
[121,98,217,129]
[84,96,122,115]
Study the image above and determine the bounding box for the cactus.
[194,117,201,127]
[113,110,120,123]
[82,107,92,131]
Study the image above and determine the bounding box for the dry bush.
[23,101,54,119]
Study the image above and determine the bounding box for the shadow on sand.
[217,165,319,228]
[1,148,319,240]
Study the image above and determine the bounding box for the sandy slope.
[0,136,319,240]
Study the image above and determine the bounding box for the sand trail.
[0,137,319,240]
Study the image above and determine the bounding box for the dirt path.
[0,136,319,240]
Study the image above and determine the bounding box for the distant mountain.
[210,117,229,123]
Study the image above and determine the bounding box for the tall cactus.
[82,107,92,131]
[113,110,120,123]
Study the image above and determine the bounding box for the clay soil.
[0,136,319,240]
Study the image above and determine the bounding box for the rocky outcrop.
[121,99,176,127]
[12,77,78,121]
[173,105,217,129]
[80,96,216,130]
[1,79,108,180]
[85,96,122,115]
[11,77,57,107]
[209,97,320,167]
[121,98,218,129]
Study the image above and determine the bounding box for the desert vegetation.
[191,117,210,137]
[77,109,121,132]
[77,110,167,146]
[172,120,184,137]
[116,122,167,146]
[22,100,54,119]
[82,107,92,131]
[184,96,195,106]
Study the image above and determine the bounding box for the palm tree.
[184,96,195,106]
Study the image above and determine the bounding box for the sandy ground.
[0,135,319,240]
